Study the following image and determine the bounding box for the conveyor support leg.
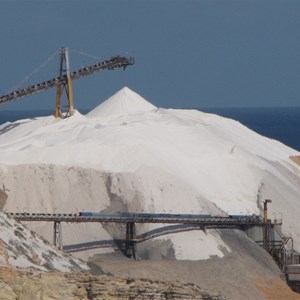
[126,222,136,259]
[53,221,63,251]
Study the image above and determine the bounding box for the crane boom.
[0,55,134,106]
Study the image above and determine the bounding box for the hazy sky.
[1,0,300,111]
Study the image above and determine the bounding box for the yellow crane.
[0,47,134,118]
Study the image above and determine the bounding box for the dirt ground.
[290,155,300,166]
[257,278,300,300]
[89,229,299,300]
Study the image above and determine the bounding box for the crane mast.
[0,48,134,117]
[55,47,74,118]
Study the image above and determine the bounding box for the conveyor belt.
[7,212,263,228]
[0,56,134,105]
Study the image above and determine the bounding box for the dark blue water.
[0,107,300,151]
[0,110,53,123]
[201,107,300,151]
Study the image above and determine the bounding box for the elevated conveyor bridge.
[8,211,291,266]
[7,212,263,258]
[7,212,262,227]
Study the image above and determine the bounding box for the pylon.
[55,47,75,118]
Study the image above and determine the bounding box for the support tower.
[55,47,74,118]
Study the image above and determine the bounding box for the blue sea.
[201,107,300,151]
[0,107,300,151]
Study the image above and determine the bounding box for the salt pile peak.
[87,87,157,120]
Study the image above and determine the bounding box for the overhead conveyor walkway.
[7,211,263,259]
[7,209,294,265]
[6,212,263,227]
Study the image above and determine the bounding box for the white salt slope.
[0,87,300,260]
[87,86,157,120]
[0,211,88,272]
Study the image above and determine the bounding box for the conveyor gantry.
[7,212,265,259]
[7,212,263,227]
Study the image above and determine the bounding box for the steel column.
[263,199,272,250]
[126,222,136,259]
[53,221,63,251]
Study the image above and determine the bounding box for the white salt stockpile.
[0,86,300,260]
[0,211,88,271]
[87,86,157,120]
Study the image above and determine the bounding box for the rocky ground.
[0,229,300,299]
[0,268,224,300]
